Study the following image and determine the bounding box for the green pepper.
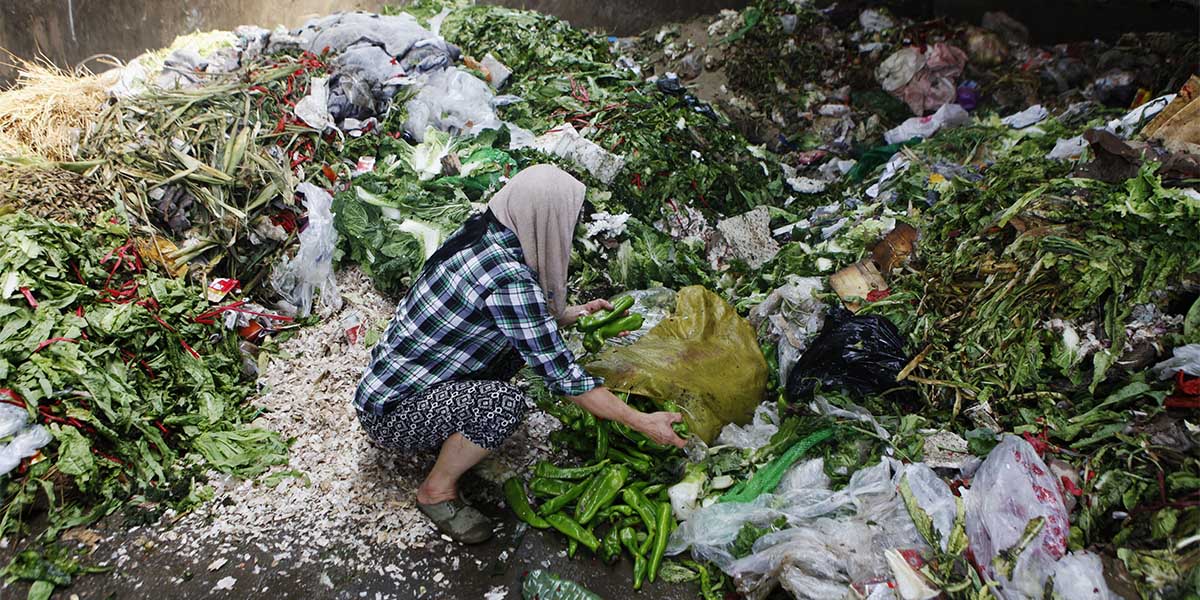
[534,459,609,480]
[608,448,651,473]
[567,538,579,558]
[596,503,635,522]
[642,483,666,497]
[622,488,657,535]
[595,421,609,461]
[575,465,629,525]
[529,477,574,498]
[648,502,674,583]
[596,313,644,339]
[601,526,622,563]
[583,330,604,353]
[619,527,647,590]
[577,295,634,332]
[504,477,551,529]
[546,513,600,553]
[538,476,592,516]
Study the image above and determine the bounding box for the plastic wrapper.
[785,307,912,404]
[271,183,343,318]
[965,435,1070,598]
[748,276,826,384]
[585,286,766,443]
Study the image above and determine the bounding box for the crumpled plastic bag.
[1051,552,1120,600]
[585,286,766,443]
[404,68,520,141]
[785,307,912,404]
[0,404,52,476]
[669,457,925,599]
[965,435,1070,598]
[608,287,677,346]
[716,403,780,450]
[749,276,826,384]
[1153,344,1200,379]
[885,103,970,144]
[513,122,625,184]
[877,44,967,115]
[271,183,343,318]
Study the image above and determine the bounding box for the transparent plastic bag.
[403,68,516,141]
[679,458,925,600]
[271,183,343,318]
[899,463,958,551]
[607,287,676,346]
[716,403,780,450]
[965,435,1070,598]
[1050,552,1120,600]
[668,458,915,572]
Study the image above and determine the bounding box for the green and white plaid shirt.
[355,221,601,415]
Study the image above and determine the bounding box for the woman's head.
[487,165,586,317]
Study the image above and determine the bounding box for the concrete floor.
[0,476,696,600]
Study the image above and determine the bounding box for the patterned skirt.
[356,350,527,452]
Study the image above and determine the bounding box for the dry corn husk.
[0,57,112,161]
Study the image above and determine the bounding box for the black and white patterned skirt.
[356,351,528,452]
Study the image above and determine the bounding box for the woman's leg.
[416,379,528,502]
[417,433,489,504]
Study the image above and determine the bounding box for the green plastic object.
[521,569,603,600]
[719,428,835,503]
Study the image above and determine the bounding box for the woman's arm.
[568,387,686,448]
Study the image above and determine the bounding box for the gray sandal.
[417,498,494,544]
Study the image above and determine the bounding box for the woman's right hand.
[632,411,687,448]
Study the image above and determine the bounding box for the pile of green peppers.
[577,295,644,353]
[505,393,688,590]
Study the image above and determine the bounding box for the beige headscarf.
[487,165,586,318]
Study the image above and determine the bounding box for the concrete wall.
[0,0,747,83]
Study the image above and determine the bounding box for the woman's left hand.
[557,298,614,328]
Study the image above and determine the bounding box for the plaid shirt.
[355,221,601,415]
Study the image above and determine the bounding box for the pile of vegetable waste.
[0,0,1196,599]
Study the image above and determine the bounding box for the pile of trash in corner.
[0,0,1197,598]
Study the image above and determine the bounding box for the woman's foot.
[417,498,494,544]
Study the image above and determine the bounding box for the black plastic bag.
[785,306,914,403]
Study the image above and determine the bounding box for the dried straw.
[0,56,112,161]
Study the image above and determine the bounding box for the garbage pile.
[0,0,1197,598]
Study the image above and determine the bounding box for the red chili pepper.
[321,164,338,183]
[155,421,170,437]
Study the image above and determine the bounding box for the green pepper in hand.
[577,295,635,332]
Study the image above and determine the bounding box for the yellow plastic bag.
[584,286,767,443]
